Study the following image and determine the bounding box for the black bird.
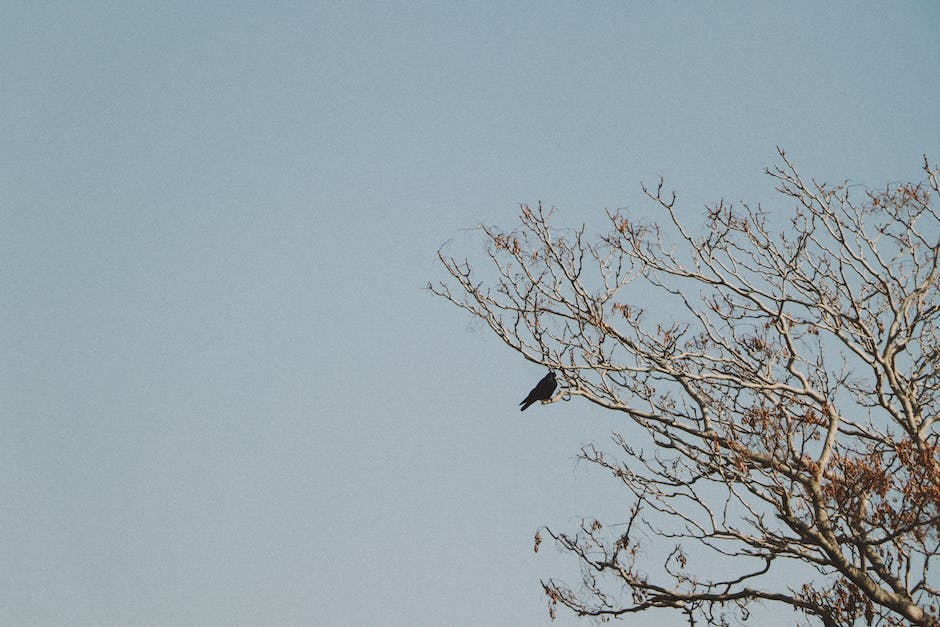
[519,371,557,411]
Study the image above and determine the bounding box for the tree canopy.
[431,150,940,625]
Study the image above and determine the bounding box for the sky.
[1,2,938,626]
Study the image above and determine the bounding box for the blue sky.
[2,2,938,625]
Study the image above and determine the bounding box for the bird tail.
[520,401,533,411]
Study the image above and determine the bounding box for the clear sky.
[2,2,938,626]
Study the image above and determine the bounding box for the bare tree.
[430,150,940,626]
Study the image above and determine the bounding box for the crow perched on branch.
[519,371,557,411]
